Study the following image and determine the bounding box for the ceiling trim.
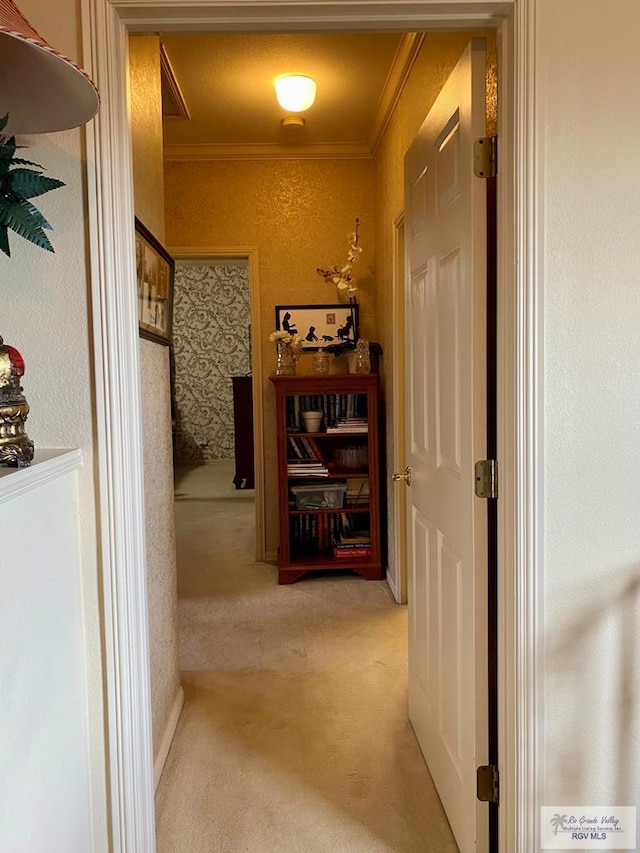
[368,32,426,154]
[160,41,191,119]
[161,33,427,161]
[163,142,372,160]
[121,2,510,32]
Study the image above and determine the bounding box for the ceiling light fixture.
[275,74,317,113]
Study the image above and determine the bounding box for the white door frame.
[170,247,266,561]
[81,2,544,851]
[390,210,407,605]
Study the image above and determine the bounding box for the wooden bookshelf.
[270,373,383,584]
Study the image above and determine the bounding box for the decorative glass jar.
[275,341,297,375]
[312,349,330,375]
[355,338,371,374]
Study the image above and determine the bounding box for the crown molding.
[163,141,372,161]
[162,33,426,162]
[368,32,426,155]
[160,41,191,119]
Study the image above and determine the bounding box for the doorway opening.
[172,255,257,578]
[85,4,536,852]
[170,251,265,559]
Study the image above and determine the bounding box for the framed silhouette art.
[275,303,359,350]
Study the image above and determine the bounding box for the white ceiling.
[160,32,418,158]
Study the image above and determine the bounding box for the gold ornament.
[0,335,34,467]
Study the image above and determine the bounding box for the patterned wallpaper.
[173,262,251,463]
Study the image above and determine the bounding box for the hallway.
[155,461,458,852]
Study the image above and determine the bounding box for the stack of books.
[326,417,368,434]
[287,435,329,477]
[333,530,371,559]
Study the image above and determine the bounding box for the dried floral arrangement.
[0,113,65,257]
[269,330,304,350]
[316,218,362,296]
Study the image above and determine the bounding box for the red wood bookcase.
[270,373,383,584]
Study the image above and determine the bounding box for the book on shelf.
[334,546,372,559]
[326,417,368,434]
[287,436,304,459]
[287,466,329,477]
[335,534,371,546]
[287,435,325,463]
[286,393,369,431]
[302,435,324,461]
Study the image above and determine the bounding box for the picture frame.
[275,303,359,350]
[135,217,175,345]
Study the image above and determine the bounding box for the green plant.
[0,114,65,257]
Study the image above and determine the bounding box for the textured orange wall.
[374,32,496,575]
[129,35,180,762]
[165,158,376,556]
[129,36,165,242]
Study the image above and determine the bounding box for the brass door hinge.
[477,764,500,805]
[475,459,498,499]
[474,136,497,178]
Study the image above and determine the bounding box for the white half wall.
[0,452,92,851]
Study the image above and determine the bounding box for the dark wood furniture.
[270,373,383,584]
[231,375,254,489]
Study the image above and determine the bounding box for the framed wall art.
[275,303,359,350]
[135,217,175,345]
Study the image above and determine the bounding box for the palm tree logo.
[550,814,568,835]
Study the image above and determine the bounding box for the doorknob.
[392,466,412,486]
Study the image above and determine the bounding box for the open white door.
[403,39,488,852]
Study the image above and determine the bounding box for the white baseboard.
[154,685,185,792]
[386,566,403,604]
[265,549,278,564]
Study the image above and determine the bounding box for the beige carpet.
[156,460,458,852]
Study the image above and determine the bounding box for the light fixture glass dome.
[274,74,317,113]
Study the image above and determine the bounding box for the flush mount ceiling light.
[275,74,317,124]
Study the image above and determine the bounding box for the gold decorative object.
[355,337,371,374]
[275,341,297,375]
[312,349,330,375]
[269,330,302,376]
[0,335,33,467]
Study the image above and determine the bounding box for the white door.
[403,39,488,852]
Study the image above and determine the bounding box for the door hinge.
[474,136,497,178]
[477,764,500,805]
[475,459,498,499]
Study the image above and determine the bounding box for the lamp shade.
[0,0,99,134]
[275,74,317,113]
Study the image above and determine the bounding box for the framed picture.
[275,303,359,350]
[135,217,175,345]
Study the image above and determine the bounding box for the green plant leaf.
[7,157,43,169]
[8,168,65,199]
[0,224,10,257]
[0,199,54,252]
[0,116,63,255]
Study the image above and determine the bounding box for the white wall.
[0,0,108,846]
[540,0,640,810]
[6,1,640,849]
